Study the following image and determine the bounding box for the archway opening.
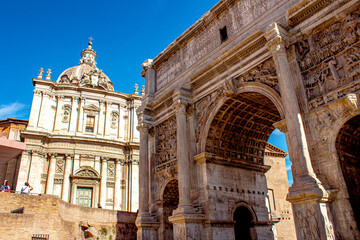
[234,206,254,240]
[336,115,360,229]
[163,179,179,240]
[205,92,282,165]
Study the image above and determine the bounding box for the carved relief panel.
[296,10,360,108]
[155,117,177,173]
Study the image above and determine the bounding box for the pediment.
[265,143,288,157]
[83,104,100,112]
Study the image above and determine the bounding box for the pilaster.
[46,153,57,194]
[69,96,79,133]
[114,159,123,210]
[100,157,108,208]
[16,150,32,192]
[54,96,65,132]
[77,97,85,133]
[28,90,42,129]
[62,154,73,202]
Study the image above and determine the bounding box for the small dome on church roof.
[56,40,114,91]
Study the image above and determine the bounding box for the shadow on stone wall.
[0,192,137,240]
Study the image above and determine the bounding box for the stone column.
[173,101,192,210]
[77,97,85,133]
[265,23,335,239]
[16,150,32,192]
[114,159,123,210]
[137,124,150,216]
[62,154,73,202]
[46,154,57,194]
[169,90,205,240]
[28,90,42,130]
[69,96,79,133]
[100,157,108,208]
[54,96,65,131]
[135,121,159,239]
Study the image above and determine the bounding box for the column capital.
[101,157,109,162]
[57,95,65,101]
[79,96,86,101]
[137,123,151,132]
[72,96,79,101]
[65,154,74,159]
[141,59,154,72]
[115,159,125,165]
[48,153,58,158]
[33,90,42,96]
[264,22,289,55]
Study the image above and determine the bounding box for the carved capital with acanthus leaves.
[265,23,289,56]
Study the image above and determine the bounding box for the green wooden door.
[76,187,93,207]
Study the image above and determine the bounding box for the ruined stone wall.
[0,192,137,240]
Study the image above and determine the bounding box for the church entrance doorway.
[233,206,255,240]
[162,179,179,240]
[76,187,93,207]
[336,115,360,230]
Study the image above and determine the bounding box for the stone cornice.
[286,0,351,28]
[20,130,140,148]
[194,152,271,173]
[32,79,142,101]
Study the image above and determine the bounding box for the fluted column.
[114,159,123,210]
[265,22,335,239]
[54,96,65,131]
[62,154,73,201]
[100,157,108,207]
[28,90,42,129]
[69,96,79,133]
[77,97,85,132]
[46,153,57,194]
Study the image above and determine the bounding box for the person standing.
[21,182,33,194]
[0,180,10,192]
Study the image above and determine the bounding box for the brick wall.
[0,192,137,240]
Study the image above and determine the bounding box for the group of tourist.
[0,180,33,194]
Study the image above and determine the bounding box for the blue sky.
[0,0,292,185]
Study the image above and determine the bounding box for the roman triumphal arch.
[136,0,360,239]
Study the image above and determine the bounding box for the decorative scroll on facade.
[296,10,360,108]
[155,117,177,172]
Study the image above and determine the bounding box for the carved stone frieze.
[155,117,177,172]
[296,10,360,108]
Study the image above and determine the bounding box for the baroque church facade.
[15,41,142,211]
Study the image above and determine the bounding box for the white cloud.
[286,164,292,171]
[272,128,283,136]
[0,102,27,119]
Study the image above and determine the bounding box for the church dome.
[56,40,114,91]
